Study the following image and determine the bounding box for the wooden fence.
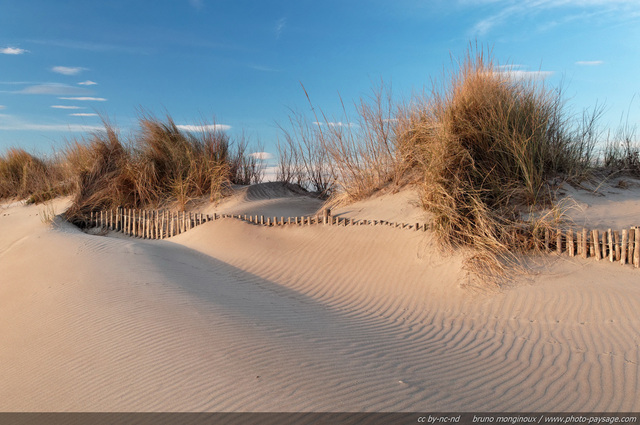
[88,207,430,238]
[87,208,640,269]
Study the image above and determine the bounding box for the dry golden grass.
[395,47,598,273]
[61,114,262,226]
[0,148,69,204]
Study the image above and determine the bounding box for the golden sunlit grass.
[0,148,69,204]
[395,48,599,272]
[63,114,263,226]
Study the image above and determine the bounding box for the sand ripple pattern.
[1,206,639,411]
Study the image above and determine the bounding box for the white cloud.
[1,47,28,55]
[250,152,274,160]
[189,0,204,9]
[500,70,554,80]
[176,124,231,132]
[0,105,5,110]
[262,165,279,182]
[78,80,98,86]
[18,83,90,96]
[51,105,85,109]
[576,60,604,66]
[51,66,87,76]
[70,113,98,117]
[58,97,107,101]
[313,121,357,128]
[0,114,103,132]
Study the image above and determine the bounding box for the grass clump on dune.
[397,48,595,268]
[0,148,68,204]
[64,114,261,227]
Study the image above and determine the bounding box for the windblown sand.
[0,182,639,411]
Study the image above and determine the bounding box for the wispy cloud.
[17,83,90,96]
[78,80,98,86]
[494,64,554,80]
[51,105,85,110]
[28,38,147,54]
[500,70,554,80]
[313,121,358,128]
[275,17,287,39]
[576,60,604,66]
[69,113,98,117]
[1,46,28,55]
[0,114,103,132]
[176,124,231,132]
[250,152,274,160]
[469,0,639,35]
[0,105,5,110]
[58,97,107,101]
[52,66,88,76]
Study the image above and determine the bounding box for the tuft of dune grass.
[0,148,68,203]
[396,47,595,271]
[63,114,262,227]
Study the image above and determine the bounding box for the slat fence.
[85,207,640,268]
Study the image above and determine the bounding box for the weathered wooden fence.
[88,207,430,238]
[532,227,640,268]
[87,208,640,268]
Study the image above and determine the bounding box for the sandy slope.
[0,184,639,411]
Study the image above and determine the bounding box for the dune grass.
[0,113,262,226]
[63,115,263,226]
[0,148,70,204]
[395,49,599,269]
[277,82,405,201]
[274,47,608,275]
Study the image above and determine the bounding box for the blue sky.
[1,0,639,163]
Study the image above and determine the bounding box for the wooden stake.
[608,229,614,262]
[582,228,588,259]
[556,230,562,254]
[635,227,640,268]
[629,227,635,263]
[592,229,599,259]
[544,228,550,252]
[568,230,574,257]
[621,229,628,265]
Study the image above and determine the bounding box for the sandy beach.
[1,182,639,412]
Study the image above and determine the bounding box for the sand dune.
[0,184,639,411]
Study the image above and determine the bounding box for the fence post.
[609,229,614,262]
[591,229,599,259]
[556,230,562,254]
[567,230,574,257]
[621,229,628,265]
[633,227,640,268]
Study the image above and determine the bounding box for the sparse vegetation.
[396,49,596,258]
[0,113,263,226]
[0,148,69,204]
[64,114,264,226]
[275,46,620,274]
[603,122,640,175]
